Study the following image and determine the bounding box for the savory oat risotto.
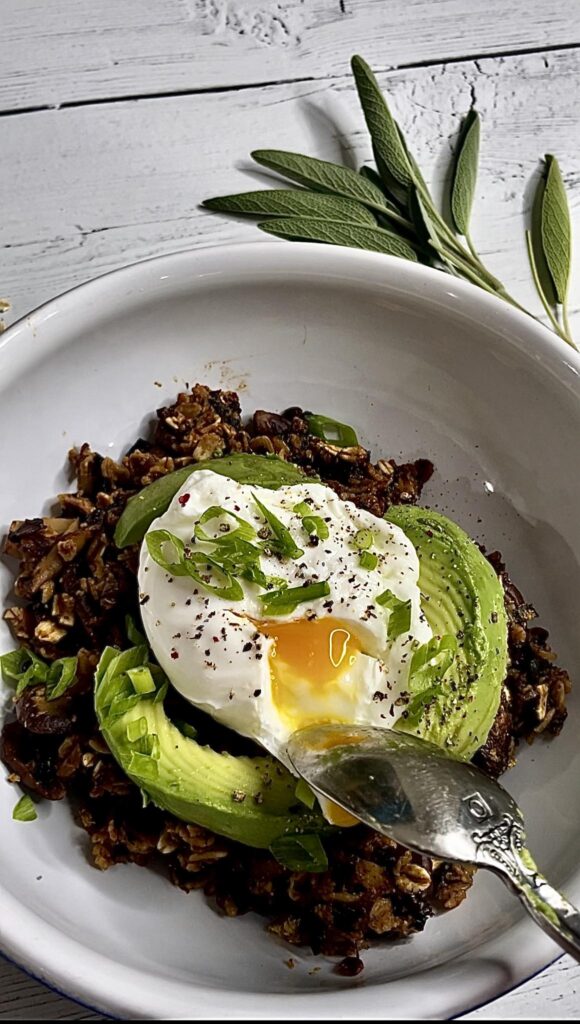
[0,385,570,975]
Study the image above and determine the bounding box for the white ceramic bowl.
[0,242,579,1020]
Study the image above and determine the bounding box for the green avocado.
[114,453,310,548]
[94,645,328,848]
[385,505,508,760]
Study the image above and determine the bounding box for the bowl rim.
[0,240,578,1019]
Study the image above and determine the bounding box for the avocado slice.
[94,645,328,848]
[385,505,508,760]
[114,453,310,548]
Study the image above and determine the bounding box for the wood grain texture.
[2,0,580,111]
[1,47,579,332]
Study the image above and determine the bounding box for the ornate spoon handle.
[473,812,580,962]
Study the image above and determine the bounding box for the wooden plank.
[2,0,580,111]
[464,955,580,1019]
[1,48,579,332]
[0,958,101,1020]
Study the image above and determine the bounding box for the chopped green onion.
[0,648,77,701]
[45,657,78,701]
[353,528,374,550]
[12,794,37,822]
[146,530,190,576]
[293,501,330,541]
[195,505,256,543]
[183,550,245,601]
[359,550,378,571]
[261,580,330,615]
[126,666,156,695]
[128,751,159,782]
[153,680,169,704]
[125,614,146,647]
[295,778,317,810]
[108,693,142,719]
[253,494,304,559]
[173,719,198,740]
[270,833,328,872]
[147,529,244,600]
[305,413,359,448]
[376,589,412,641]
[126,716,148,742]
[409,634,457,680]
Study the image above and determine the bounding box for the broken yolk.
[257,617,363,828]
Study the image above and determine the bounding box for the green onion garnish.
[0,648,78,701]
[305,413,359,448]
[376,589,412,641]
[359,550,378,571]
[194,505,256,543]
[253,494,304,560]
[147,530,244,600]
[12,794,37,822]
[295,778,317,810]
[126,666,156,695]
[353,528,374,550]
[261,580,330,615]
[270,833,328,872]
[293,501,330,540]
[145,530,190,576]
[128,751,159,782]
[125,614,146,647]
[126,716,148,742]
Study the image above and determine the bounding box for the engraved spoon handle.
[493,845,580,962]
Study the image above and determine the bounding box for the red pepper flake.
[170,649,179,660]
[178,493,191,507]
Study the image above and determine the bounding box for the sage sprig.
[203,54,575,349]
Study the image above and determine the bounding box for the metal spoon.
[287,723,580,961]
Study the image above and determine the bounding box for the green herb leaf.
[270,833,328,872]
[253,494,304,560]
[261,581,330,616]
[45,657,78,701]
[305,413,359,447]
[251,149,391,212]
[259,216,418,261]
[450,109,481,236]
[1,647,50,698]
[13,794,38,822]
[541,154,572,305]
[351,55,413,190]
[203,189,377,226]
[376,589,412,641]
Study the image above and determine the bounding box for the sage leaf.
[528,164,558,309]
[203,189,376,226]
[251,150,389,212]
[351,55,413,190]
[450,109,481,236]
[258,216,418,261]
[541,154,571,305]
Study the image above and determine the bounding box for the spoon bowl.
[287,723,580,961]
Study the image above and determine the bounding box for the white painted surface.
[0,0,579,1017]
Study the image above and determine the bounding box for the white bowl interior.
[0,244,578,1018]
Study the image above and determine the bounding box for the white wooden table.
[1,1,579,1018]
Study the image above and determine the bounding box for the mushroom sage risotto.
[1,385,571,975]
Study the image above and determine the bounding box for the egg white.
[138,470,432,771]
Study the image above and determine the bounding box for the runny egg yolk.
[257,616,364,827]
